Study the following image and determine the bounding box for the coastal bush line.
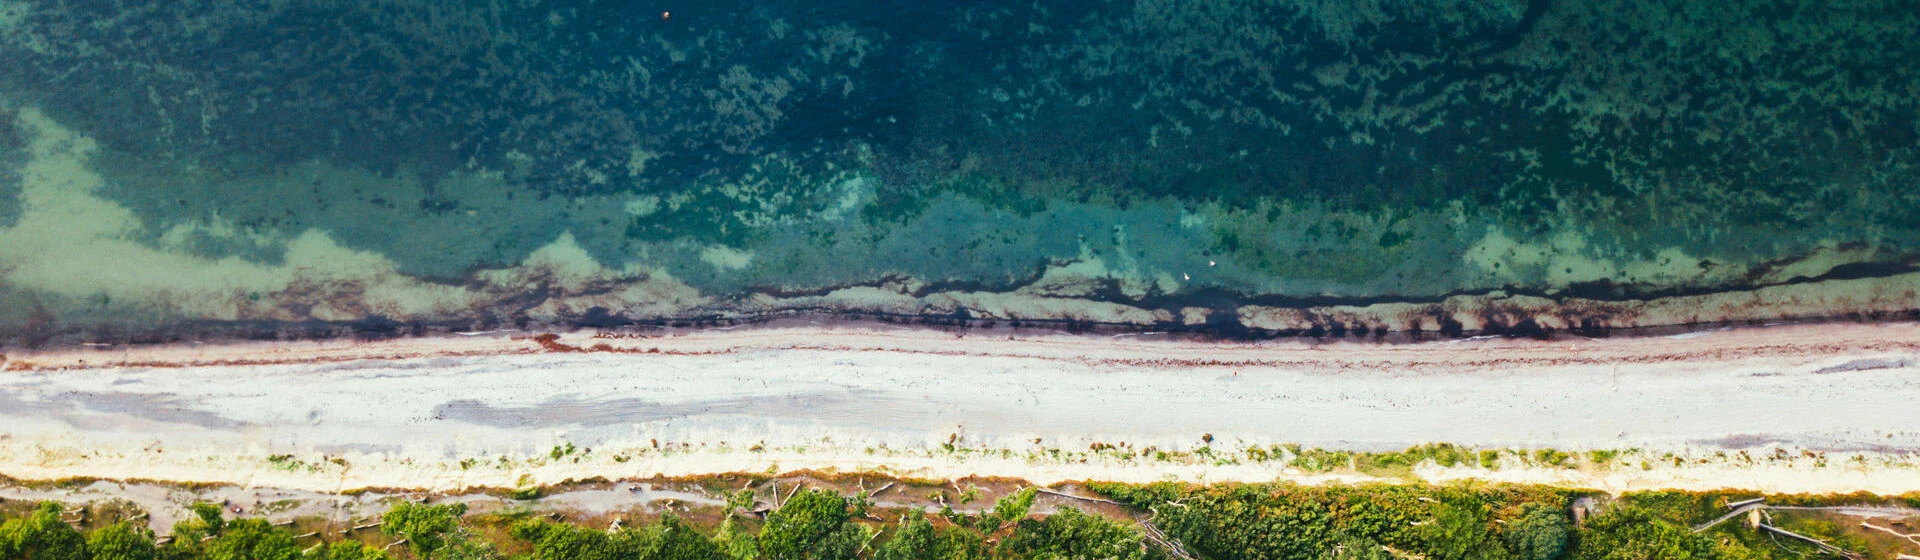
[5,482,1914,559]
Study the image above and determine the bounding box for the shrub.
[174,502,228,541]
[513,519,629,560]
[1329,534,1392,560]
[636,515,727,560]
[875,514,985,560]
[974,488,1036,531]
[381,502,469,557]
[1418,499,1513,560]
[713,517,758,560]
[1532,450,1571,468]
[1572,506,1714,560]
[514,514,723,560]
[301,541,391,560]
[206,518,301,560]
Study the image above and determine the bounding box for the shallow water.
[0,0,1914,344]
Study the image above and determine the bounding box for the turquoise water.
[0,0,1916,343]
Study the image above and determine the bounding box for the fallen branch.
[1692,503,1765,533]
[1035,488,1124,506]
[1138,518,1198,560]
[1757,523,1863,559]
[1861,521,1920,545]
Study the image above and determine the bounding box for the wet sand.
[2,321,1919,495]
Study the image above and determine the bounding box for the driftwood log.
[1035,487,1124,506]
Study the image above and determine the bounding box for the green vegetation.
[1570,506,1713,559]
[752,489,871,559]
[1,502,85,560]
[84,523,158,560]
[1090,482,1911,560]
[1532,450,1572,468]
[1503,503,1571,560]
[513,514,721,560]
[382,503,469,558]
[998,508,1147,560]
[5,482,1915,559]
[1353,443,1474,478]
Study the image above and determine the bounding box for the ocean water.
[0,0,1916,344]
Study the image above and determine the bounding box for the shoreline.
[9,317,1920,372]
[7,271,1919,350]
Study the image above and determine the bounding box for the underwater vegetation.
[0,0,1915,341]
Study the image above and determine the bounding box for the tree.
[1000,507,1149,560]
[1502,503,1570,560]
[756,489,872,560]
[86,522,159,560]
[0,501,86,560]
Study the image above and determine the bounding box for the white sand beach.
[3,321,1918,495]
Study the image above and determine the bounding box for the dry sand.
[2,321,1918,496]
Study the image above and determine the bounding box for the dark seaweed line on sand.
[4,257,1918,350]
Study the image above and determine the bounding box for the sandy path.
[2,322,1919,494]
